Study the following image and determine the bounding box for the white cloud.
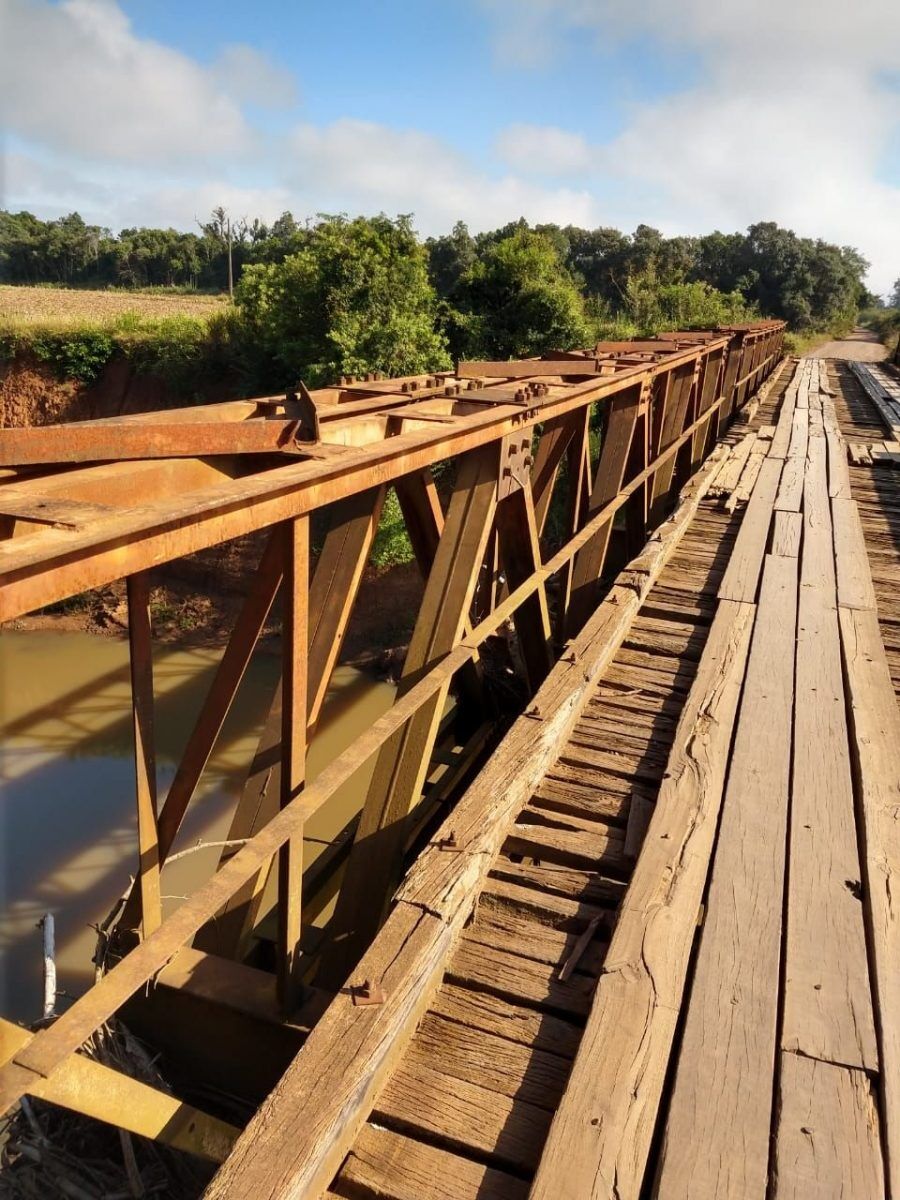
[0,0,292,166]
[480,0,900,293]
[286,119,599,234]
[212,44,298,110]
[496,125,594,176]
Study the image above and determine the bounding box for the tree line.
[0,209,876,392]
[2,207,872,328]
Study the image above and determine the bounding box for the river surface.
[0,630,395,1023]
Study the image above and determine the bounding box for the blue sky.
[2,0,898,292]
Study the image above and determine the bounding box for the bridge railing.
[0,319,785,1118]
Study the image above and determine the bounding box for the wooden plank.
[466,900,606,975]
[430,983,583,1058]
[840,605,900,1197]
[718,456,783,601]
[0,1019,237,1163]
[376,1056,552,1173]
[725,435,768,512]
[769,372,798,459]
[489,858,625,910]
[710,431,755,496]
[781,459,878,1070]
[335,1125,528,1200]
[775,408,809,513]
[530,599,757,1200]
[773,1053,884,1199]
[449,936,596,1017]
[832,497,877,611]
[408,1012,571,1109]
[772,510,802,558]
[126,571,161,938]
[656,554,797,1199]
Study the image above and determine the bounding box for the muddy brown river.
[0,630,395,1023]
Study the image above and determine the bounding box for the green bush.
[622,267,754,336]
[236,214,450,388]
[2,324,117,382]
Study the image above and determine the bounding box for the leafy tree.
[451,228,592,360]
[426,221,476,302]
[235,213,449,386]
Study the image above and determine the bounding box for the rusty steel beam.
[0,418,313,466]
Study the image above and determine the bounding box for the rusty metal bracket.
[351,979,386,1007]
[286,380,321,442]
[498,429,533,500]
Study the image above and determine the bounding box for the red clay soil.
[0,353,236,429]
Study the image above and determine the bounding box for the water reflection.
[0,630,394,1022]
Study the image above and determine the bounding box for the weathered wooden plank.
[725,435,768,512]
[430,983,583,1059]
[709,432,756,496]
[769,371,798,459]
[466,899,606,975]
[772,509,802,558]
[408,1013,571,1110]
[504,821,626,873]
[530,599,757,1200]
[376,1056,552,1173]
[839,604,900,1198]
[774,408,809,513]
[448,937,596,1017]
[781,455,878,1071]
[465,902,607,974]
[773,1053,884,1199]
[335,1125,528,1200]
[489,858,625,910]
[718,457,782,601]
[656,553,797,1199]
[832,497,877,611]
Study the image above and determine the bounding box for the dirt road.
[814,327,888,361]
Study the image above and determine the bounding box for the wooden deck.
[203,353,900,1199]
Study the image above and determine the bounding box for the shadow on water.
[0,629,394,1022]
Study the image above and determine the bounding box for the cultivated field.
[0,285,228,327]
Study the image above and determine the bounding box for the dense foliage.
[235,215,449,387]
[1,208,872,337]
